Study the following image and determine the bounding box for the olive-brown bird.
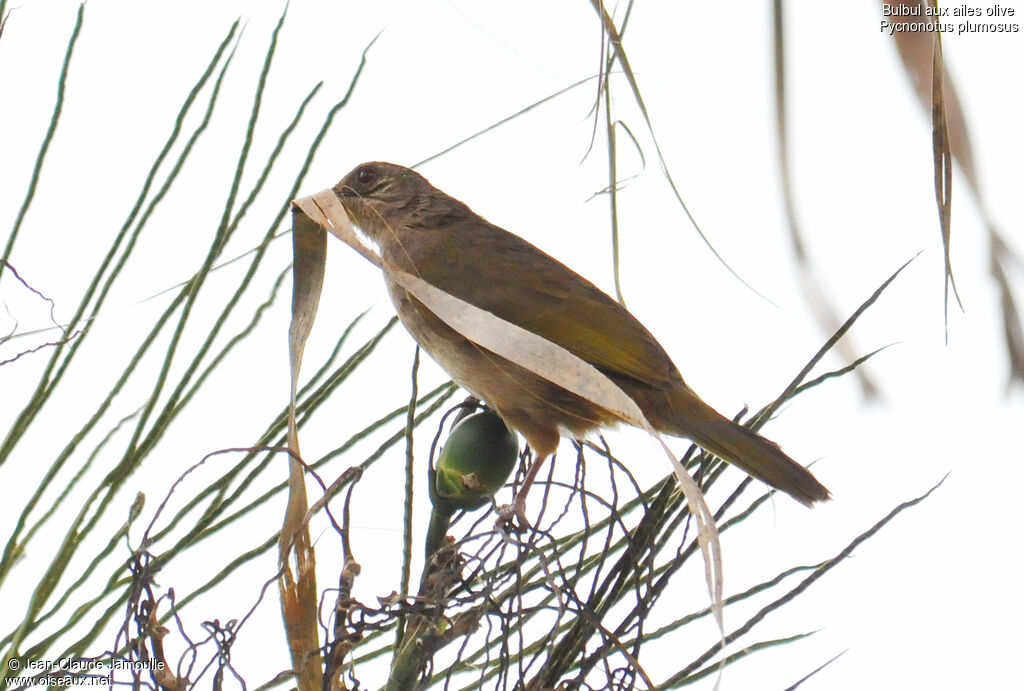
[334,162,830,507]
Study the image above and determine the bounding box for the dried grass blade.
[278,206,327,691]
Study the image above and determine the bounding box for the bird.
[333,161,830,510]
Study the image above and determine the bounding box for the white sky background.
[1,1,1022,688]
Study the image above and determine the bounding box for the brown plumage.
[334,162,829,506]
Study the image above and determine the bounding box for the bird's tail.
[684,411,830,506]
[636,385,830,506]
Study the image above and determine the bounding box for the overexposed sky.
[2,1,1022,688]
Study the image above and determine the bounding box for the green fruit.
[433,410,518,511]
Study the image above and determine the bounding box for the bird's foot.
[496,497,530,533]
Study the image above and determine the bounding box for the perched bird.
[334,162,830,508]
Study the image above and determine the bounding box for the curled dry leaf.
[278,205,329,691]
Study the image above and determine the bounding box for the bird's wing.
[394,220,681,390]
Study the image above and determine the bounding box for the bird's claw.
[496,498,530,533]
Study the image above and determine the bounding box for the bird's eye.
[356,167,376,186]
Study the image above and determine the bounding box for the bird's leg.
[497,451,550,532]
[496,423,560,531]
[513,452,549,516]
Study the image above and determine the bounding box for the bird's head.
[333,162,431,242]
